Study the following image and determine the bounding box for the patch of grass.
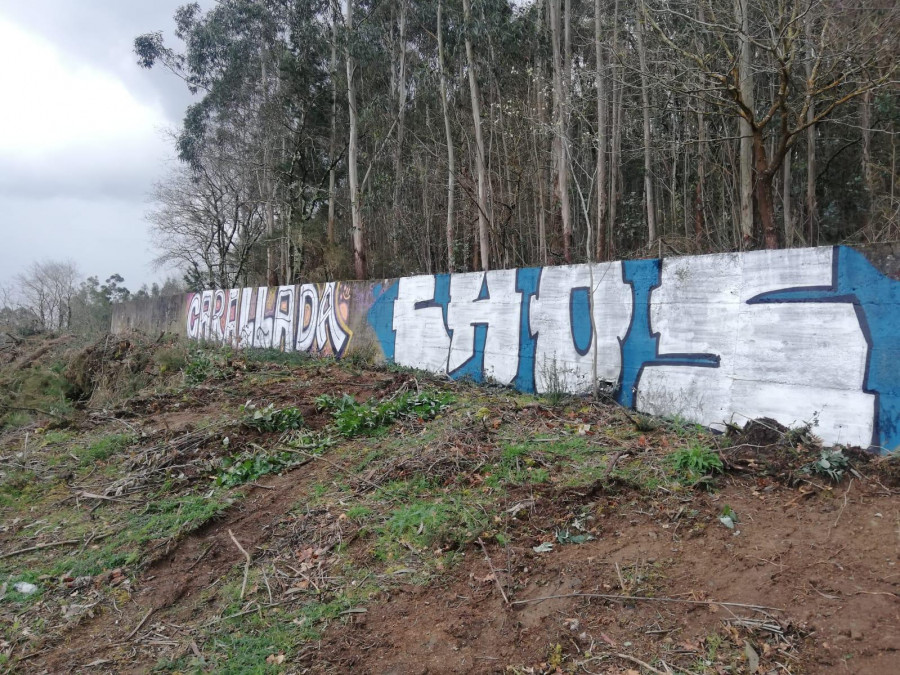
[375,491,489,560]
[79,432,135,466]
[40,429,75,446]
[345,505,372,522]
[0,470,38,508]
[244,347,315,368]
[39,494,232,578]
[153,345,188,374]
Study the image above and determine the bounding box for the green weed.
[241,402,304,432]
[184,347,231,384]
[670,443,723,480]
[802,448,850,482]
[317,390,452,437]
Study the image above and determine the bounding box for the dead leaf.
[744,640,759,672]
[266,652,286,665]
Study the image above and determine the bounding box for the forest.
[134,0,899,288]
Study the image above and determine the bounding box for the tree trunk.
[861,88,874,226]
[753,132,779,249]
[783,147,793,246]
[261,55,279,287]
[437,0,455,273]
[594,0,607,261]
[736,0,754,248]
[550,0,572,262]
[391,0,408,265]
[327,1,338,246]
[534,0,548,265]
[805,9,818,245]
[608,0,621,256]
[345,0,365,279]
[635,8,656,247]
[462,0,490,271]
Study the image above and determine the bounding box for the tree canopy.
[136,0,899,286]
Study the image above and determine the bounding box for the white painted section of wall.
[638,248,875,445]
[531,262,631,393]
[393,275,451,373]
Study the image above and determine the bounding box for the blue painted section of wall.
[448,325,488,382]
[446,273,486,382]
[616,259,720,409]
[433,274,451,332]
[570,288,593,356]
[513,267,541,393]
[750,246,900,452]
[368,281,399,363]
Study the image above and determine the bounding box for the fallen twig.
[613,652,668,675]
[510,592,782,612]
[0,538,81,559]
[831,478,853,532]
[477,537,509,604]
[229,529,251,601]
[126,608,155,640]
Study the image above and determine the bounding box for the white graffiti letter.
[393,275,451,373]
[531,262,632,394]
[295,284,319,352]
[446,270,519,385]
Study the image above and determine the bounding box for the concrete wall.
[112,246,900,453]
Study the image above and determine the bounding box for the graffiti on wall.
[187,282,353,357]
[367,247,898,452]
[184,247,898,453]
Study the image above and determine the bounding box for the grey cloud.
[0,139,175,201]
[0,0,213,123]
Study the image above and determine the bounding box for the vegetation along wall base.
[112,246,900,453]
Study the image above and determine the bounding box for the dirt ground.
[1,335,897,674]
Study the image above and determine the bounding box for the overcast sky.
[0,0,212,292]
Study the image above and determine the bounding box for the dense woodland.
[135,0,899,288]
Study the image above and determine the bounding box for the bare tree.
[14,260,80,331]
[148,152,264,289]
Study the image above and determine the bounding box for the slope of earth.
[0,333,897,674]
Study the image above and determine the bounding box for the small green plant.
[344,343,378,368]
[183,348,214,384]
[153,345,188,374]
[217,449,296,487]
[670,443,723,480]
[241,402,304,432]
[317,390,452,436]
[632,413,660,432]
[538,354,572,406]
[802,448,850,482]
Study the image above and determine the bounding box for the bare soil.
[1,335,897,675]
